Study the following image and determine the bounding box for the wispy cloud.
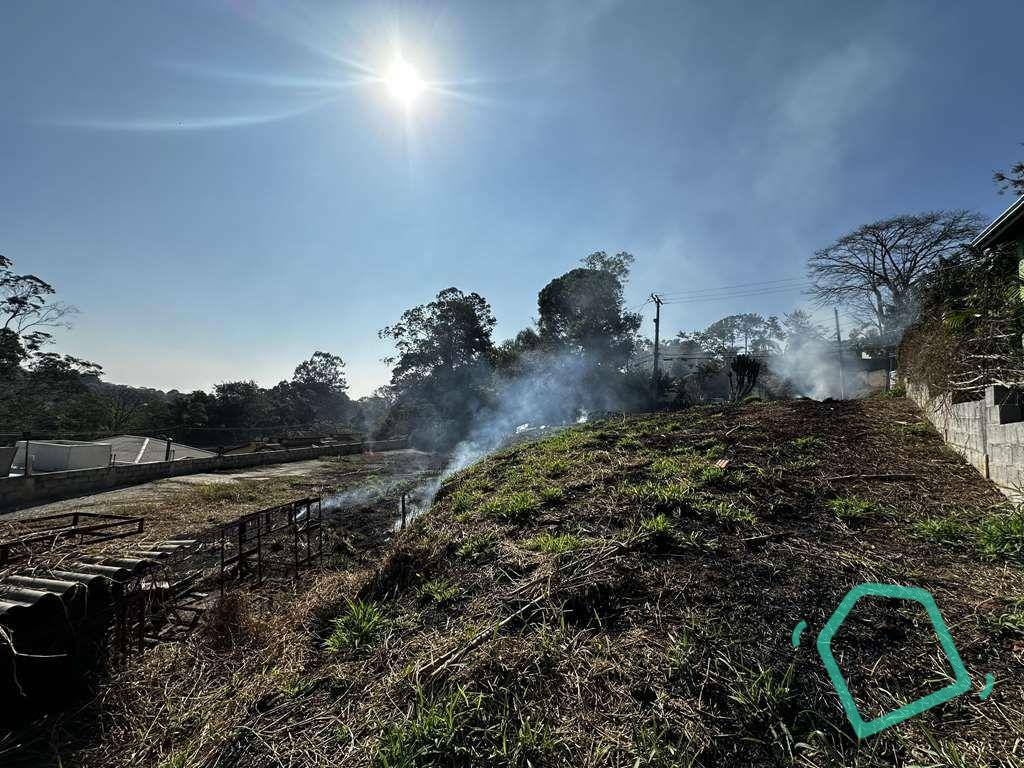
[45,94,343,132]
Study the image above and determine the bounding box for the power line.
[660,285,812,305]
[658,276,809,299]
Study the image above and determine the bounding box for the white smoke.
[399,351,643,516]
[767,339,878,400]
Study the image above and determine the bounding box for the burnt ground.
[11,398,1024,767]
[0,449,442,574]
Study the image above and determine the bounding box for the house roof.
[972,194,1024,249]
[102,435,215,464]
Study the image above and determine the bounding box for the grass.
[523,531,586,554]
[695,498,756,525]
[620,480,692,508]
[58,400,1024,768]
[449,489,484,518]
[647,456,688,479]
[989,608,1024,634]
[323,599,385,655]
[827,495,879,522]
[417,577,460,606]
[479,491,539,523]
[374,687,561,768]
[975,510,1024,560]
[639,513,673,537]
[538,485,565,504]
[457,532,498,562]
[791,436,823,451]
[913,508,1024,561]
[190,479,289,504]
[374,687,484,767]
[727,663,795,725]
[911,514,972,544]
[632,717,701,768]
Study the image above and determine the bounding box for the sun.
[385,57,425,107]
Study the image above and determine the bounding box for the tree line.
[2,150,1019,448]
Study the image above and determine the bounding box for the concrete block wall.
[909,383,1024,501]
[0,437,408,511]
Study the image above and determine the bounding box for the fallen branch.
[415,597,542,683]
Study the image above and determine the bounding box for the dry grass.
[23,399,1024,767]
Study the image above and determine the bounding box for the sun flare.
[385,57,425,107]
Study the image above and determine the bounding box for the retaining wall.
[909,383,1024,501]
[0,437,408,511]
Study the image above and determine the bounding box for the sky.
[2,1,1022,398]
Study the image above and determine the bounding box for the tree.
[537,268,641,366]
[293,351,348,393]
[1,254,77,354]
[679,313,783,357]
[781,309,828,353]
[729,354,762,402]
[807,211,983,340]
[994,146,1024,195]
[0,328,25,375]
[379,288,496,447]
[580,251,635,282]
[208,381,270,430]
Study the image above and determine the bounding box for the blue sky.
[2,1,1022,397]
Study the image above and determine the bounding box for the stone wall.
[0,437,409,511]
[910,384,1023,501]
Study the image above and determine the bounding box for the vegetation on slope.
[49,399,1024,768]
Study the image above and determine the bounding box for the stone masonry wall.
[909,383,1024,501]
[0,437,408,511]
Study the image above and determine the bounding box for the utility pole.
[834,308,847,400]
[650,293,663,406]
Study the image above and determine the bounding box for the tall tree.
[679,313,783,358]
[293,351,348,393]
[379,287,496,447]
[994,146,1024,195]
[580,251,635,282]
[1,254,76,354]
[781,309,828,353]
[537,268,641,366]
[807,211,983,339]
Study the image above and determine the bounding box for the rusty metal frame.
[218,497,323,593]
[0,512,145,566]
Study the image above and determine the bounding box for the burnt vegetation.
[41,399,1023,768]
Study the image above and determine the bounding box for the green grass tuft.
[417,577,459,606]
[827,496,878,522]
[324,599,385,655]
[975,510,1024,560]
[621,480,691,508]
[639,513,674,537]
[457,532,498,562]
[911,514,971,544]
[479,491,539,523]
[538,486,565,504]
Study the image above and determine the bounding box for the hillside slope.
[58,398,1023,768]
